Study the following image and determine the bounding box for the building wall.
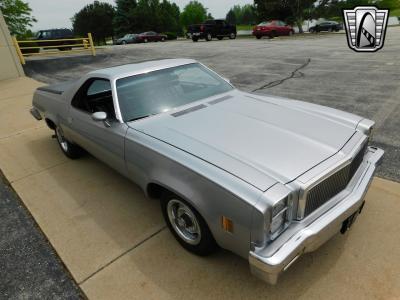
[0,10,24,80]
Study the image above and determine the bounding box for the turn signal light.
[222,216,234,233]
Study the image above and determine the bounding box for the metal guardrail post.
[88,33,96,56]
[12,36,25,65]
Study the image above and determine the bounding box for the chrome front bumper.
[249,146,384,284]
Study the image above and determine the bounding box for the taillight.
[200,25,204,32]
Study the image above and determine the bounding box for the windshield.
[116,63,233,122]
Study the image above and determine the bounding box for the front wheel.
[161,193,218,256]
[55,126,83,159]
[192,36,198,42]
[205,33,212,41]
[288,30,294,36]
[256,35,262,39]
[229,32,236,39]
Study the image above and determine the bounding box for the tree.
[72,1,115,44]
[180,1,210,29]
[0,0,36,36]
[313,0,400,19]
[226,9,237,25]
[113,0,137,36]
[226,4,256,25]
[114,0,181,36]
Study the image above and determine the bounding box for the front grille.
[303,143,367,217]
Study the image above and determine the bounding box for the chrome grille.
[303,143,367,217]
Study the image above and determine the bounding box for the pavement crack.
[252,58,311,92]
[78,225,167,286]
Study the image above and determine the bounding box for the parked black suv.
[34,29,76,50]
[188,19,237,42]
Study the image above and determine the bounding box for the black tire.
[229,32,236,39]
[309,28,315,33]
[122,40,127,45]
[205,33,212,41]
[144,38,148,43]
[256,35,262,39]
[192,37,198,42]
[217,36,223,40]
[161,37,166,42]
[55,126,83,159]
[161,192,218,256]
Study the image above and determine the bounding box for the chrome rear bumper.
[249,146,384,284]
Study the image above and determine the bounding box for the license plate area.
[340,201,365,234]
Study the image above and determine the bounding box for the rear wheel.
[144,38,148,43]
[161,37,166,42]
[122,40,127,45]
[229,32,236,39]
[288,30,294,36]
[205,33,212,41]
[55,126,83,159]
[161,192,218,256]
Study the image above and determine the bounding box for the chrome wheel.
[56,126,68,152]
[167,199,201,245]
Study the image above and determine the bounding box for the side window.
[87,80,111,96]
[72,79,115,118]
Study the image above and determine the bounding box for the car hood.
[130,91,357,191]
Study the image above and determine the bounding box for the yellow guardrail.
[12,33,96,65]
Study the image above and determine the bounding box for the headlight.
[270,209,287,233]
[270,196,289,237]
[272,197,287,217]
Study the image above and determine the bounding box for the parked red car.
[253,20,294,39]
[136,31,167,43]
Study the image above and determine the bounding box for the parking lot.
[2,28,400,299]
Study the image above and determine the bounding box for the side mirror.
[92,111,107,121]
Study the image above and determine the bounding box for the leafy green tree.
[180,0,210,28]
[313,0,400,19]
[114,0,137,36]
[227,4,257,25]
[226,9,237,24]
[0,0,36,36]
[72,1,115,44]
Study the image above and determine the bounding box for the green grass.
[236,24,253,31]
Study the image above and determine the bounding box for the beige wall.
[0,10,24,80]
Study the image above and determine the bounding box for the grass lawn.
[236,24,253,31]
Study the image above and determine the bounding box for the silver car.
[30,59,383,284]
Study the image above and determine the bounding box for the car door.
[67,78,128,175]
